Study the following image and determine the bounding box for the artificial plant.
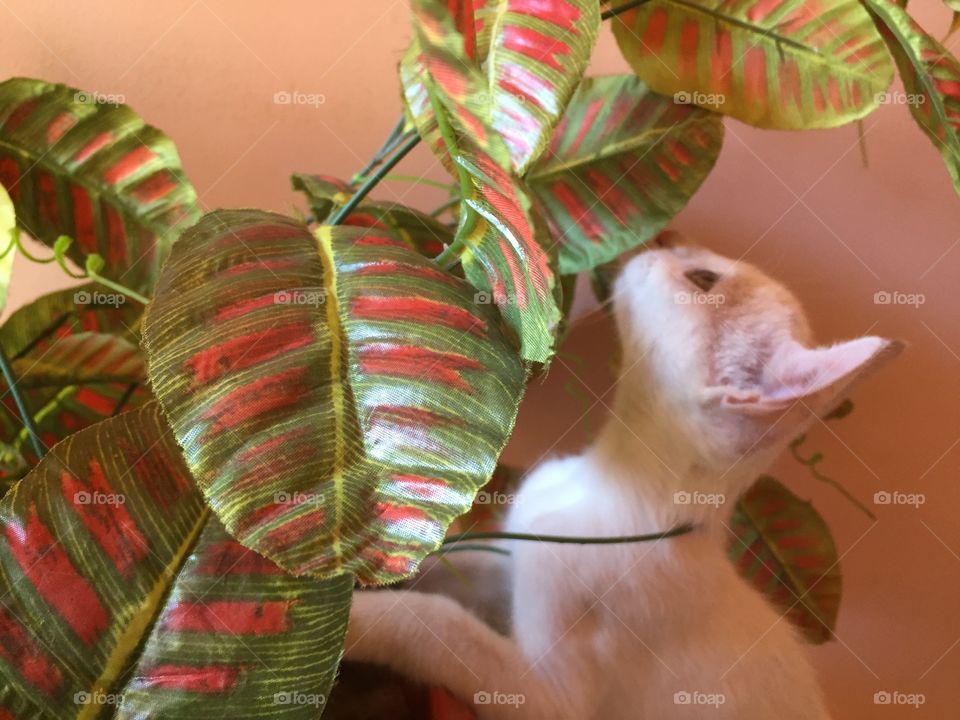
[0,0,955,716]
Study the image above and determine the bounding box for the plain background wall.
[1,1,958,716]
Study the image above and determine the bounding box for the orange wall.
[2,1,958,717]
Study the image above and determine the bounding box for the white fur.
[344,237,902,719]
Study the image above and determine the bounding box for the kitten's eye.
[684,268,720,292]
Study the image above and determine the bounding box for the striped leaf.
[528,75,724,273]
[727,476,841,644]
[864,0,960,194]
[0,288,146,482]
[408,0,563,362]
[0,402,353,718]
[0,78,200,292]
[612,0,894,129]
[487,0,601,173]
[0,185,15,314]
[402,0,600,174]
[291,173,453,257]
[142,210,526,584]
[0,283,141,359]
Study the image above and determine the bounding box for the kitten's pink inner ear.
[714,336,904,416]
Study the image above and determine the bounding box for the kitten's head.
[612,231,903,476]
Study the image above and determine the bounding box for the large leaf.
[402,0,600,174]
[727,476,842,644]
[0,78,199,292]
[612,0,894,129]
[0,283,142,359]
[291,173,453,257]
[486,0,601,172]
[0,287,147,482]
[408,0,563,362]
[528,75,724,273]
[0,402,353,718]
[142,210,526,584]
[864,0,960,193]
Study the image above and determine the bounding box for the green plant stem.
[88,273,150,305]
[356,173,454,191]
[330,135,421,226]
[790,436,876,520]
[352,116,406,183]
[443,523,696,546]
[430,196,461,218]
[0,346,45,459]
[437,543,511,556]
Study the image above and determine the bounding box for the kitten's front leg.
[344,589,561,720]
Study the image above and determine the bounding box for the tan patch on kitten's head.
[612,231,902,469]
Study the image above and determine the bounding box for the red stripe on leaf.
[195,540,284,576]
[509,0,581,30]
[0,607,65,696]
[137,664,245,693]
[164,600,295,634]
[358,343,484,392]
[185,323,312,387]
[70,185,98,254]
[501,25,570,71]
[203,366,309,430]
[4,505,109,646]
[351,296,486,337]
[74,131,112,163]
[61,462,149,577]
[104,145,156,185]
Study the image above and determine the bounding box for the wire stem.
[443,523,696,546]
[330,135,421,225]
[0,345,45,458]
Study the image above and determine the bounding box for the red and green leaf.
[612,0,894,129]
[528,75,724,273]
[408,0,563,362]
[0,78,200,292]
[292,173,453,257]
[0,288,146,482]
[142,210,526,584]
[864,0,960,194]
[486,0,601,173]
[727,476,842,644]
[0,402,353,718]
[402,0,600,174]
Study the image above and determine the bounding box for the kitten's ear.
[709,336,904,417]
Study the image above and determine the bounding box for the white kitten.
[344,232,902,719]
